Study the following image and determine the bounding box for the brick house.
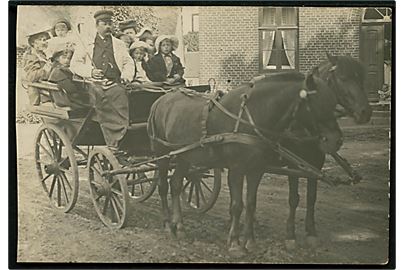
[197,6,392,101]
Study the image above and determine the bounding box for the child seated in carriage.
[146,35,185,85]
[47,45,89,108]
[46,18,76,59]
[129,41,151,83]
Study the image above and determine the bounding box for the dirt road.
[16,125,391,264]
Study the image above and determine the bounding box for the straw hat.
[154,35,179,53]
[49,42,74,62]
[27,29,51,47]
[129,41,149,54]
[135,27,153,39]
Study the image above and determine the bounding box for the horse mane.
[254,71,305,84]
[336,56,366,81]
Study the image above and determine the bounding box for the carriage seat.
[28,102,90,120]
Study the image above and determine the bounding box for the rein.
[209,88,320,144]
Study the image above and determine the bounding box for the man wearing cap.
[22,30,52,105]
[70,10,135,156]
[119,19,137,43]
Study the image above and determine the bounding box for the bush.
[16,110,41,124]
[184,32,199,52]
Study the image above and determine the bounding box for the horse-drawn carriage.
[29,79,222,228]
[28,54,371,255]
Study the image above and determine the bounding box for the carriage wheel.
[181,168,222,214]
[87,148,129,229]
[34,124,79,213]
[127,166,158,202]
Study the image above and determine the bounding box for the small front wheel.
[87,148,129,229]
[181,168,222,214]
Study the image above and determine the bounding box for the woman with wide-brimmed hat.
[22,29,52,105]
[146,35,185,85]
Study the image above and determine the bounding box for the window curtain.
[262,31,275,68]
[281,30,296,69]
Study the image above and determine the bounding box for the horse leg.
[170,161,189,239]
[305,178,318,247]
[227,168,246,257]
[157,159,171,234]
[242,170,263,252]
[285,176,299,250]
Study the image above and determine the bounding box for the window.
[259,7,298,72]
[192,14,199,32]
[362,8,392,23]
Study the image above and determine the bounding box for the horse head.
[321,53,372,124]
[293,67,343,153]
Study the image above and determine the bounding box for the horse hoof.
[228,245,247,258]
[306,236,319,248]
[245,240,257,253]
[285,239,297,251]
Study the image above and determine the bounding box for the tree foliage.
[106,6,160,34]
[183,31,199,52]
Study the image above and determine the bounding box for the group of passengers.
[22,9,185,158]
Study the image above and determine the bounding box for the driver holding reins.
[70,10,135,157]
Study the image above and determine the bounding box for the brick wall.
[299,7,361,73]
[199,7,259,89]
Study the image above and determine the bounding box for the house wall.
[199,7,362,87]
[299,7,361,73]
[199,6,259,89]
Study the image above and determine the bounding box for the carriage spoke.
[57,176,62,206]
[109,178,118,188]
[201,179,213,194]
[41,173,52,182]
[183,178,192,191]
[102,197,110,215]
[196,181,207,205]
[110,196,121,221]
[59,167,73,176]
[187,182,194,203]
[42,130,56,156]
[60,173,72,190]
[90,165,103,178]
[59,175,69,204]
[94,155,105,172]
[37,143,55,160]
[111,194,124,212]
[49,175,57,198]
[140,182,144,195]
[195,181,200,208]
[111,188,123,197]
[94,192,103,202]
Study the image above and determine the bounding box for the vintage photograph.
[13,3,392,265]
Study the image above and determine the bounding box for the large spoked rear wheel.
[87,148,129,229]
[34,124,79,213]
[181,168,222,214]
[127,165,158,202]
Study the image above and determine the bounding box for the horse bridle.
[327,65,357,116]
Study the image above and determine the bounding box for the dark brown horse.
[147,70,342,257]
[283,54,372,249]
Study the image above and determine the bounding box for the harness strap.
[210,95,314,142]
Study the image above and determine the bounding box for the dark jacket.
[133,60,151,82]
[48,66,89,108]
[146,53,185,82]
